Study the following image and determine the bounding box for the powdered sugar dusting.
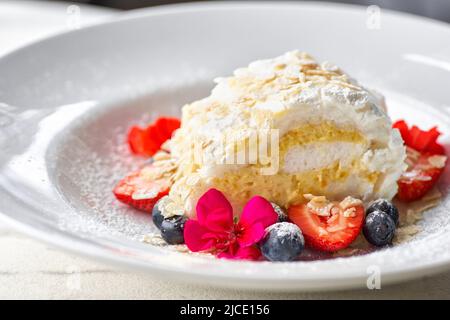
[49,84,211,241]
[267,222,303,240]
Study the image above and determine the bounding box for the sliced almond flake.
[396,187,442,233]
[334,248,360,257]
[158,164,178,173]
[180,187,192,202]
[142,237,193,253]
[393,225,421,244]
[330,207,340,215]
[172,170,183,181]
[310,195,327,203]
[132,189,159,200]
[343,207,357,218]
[339,196,363,210]
[405,158,414,167]
[303,193,315,200]
[185,175,200,186]
[159,196,185,218]
[153,151,171,161]
[415,163,434,170]
[428,155,447,168]
[327,214,339,224]
[304,69,337,77]
[142,234,167,246]
[160,140,172,152]
[318,227,328,237]
[173,245,190,253]
[329,79,362,90]
[405,209,423,225]
[416,176,432,181]
[201,140,213,148]
[406,146,421,159]
[152,159,174,167]
[411,199,441,214]
[299,62,319,70]
[307,202,333,217]
[400,171,432,181]
[421,188,442,201]
[326,224,346,233]
[140,168,164,180]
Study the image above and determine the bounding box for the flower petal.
[239,196,278,229]
[184,220,216,252]
[237,222,266,247]
[196,188,234,232]
[218,245,261,261]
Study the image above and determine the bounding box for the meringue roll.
[165,51,406,217]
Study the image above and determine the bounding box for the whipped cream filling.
[283,142,366,173]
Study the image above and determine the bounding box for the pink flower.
[184,188,278,260]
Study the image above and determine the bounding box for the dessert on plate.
[113,51,447,261]
[166,51,406,216]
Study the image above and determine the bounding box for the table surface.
[1,0,450,299]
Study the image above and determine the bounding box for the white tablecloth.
[1,0,449,299]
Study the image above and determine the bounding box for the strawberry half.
[288,197,364,252]
[393,120,447,202]
[397,148,447,202]
[128,126,157,156]
[128,117,181,157]
[113,164,171,212]
[393,120,445,155]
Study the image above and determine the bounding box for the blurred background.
[46,0,450,22]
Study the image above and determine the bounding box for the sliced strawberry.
[393,120,411,145]
[128,117,181,157]
[397,149,446,202]
[113,164,171,212]
[393,120,445,155]
[288,199,364,252]
[128,126,158,156]
[155,117,182,138]
[393,120,447,201]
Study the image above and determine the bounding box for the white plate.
[0,2,450,291]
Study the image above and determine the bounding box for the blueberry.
[271,202,289,222]
[152,197,166,230]
[363,210,396,247]
[366,199,399,226]
[260,222,304,261]
[160,215,186,245]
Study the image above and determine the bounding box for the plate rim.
[1,0,450,65]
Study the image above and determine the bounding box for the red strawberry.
[288,198,364,252]
[393,120,445,155]
[393,120,447,202]
[128,117,181,157]
[113,164,171,212]
[397,149,447,202]
[128,126,158,156]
